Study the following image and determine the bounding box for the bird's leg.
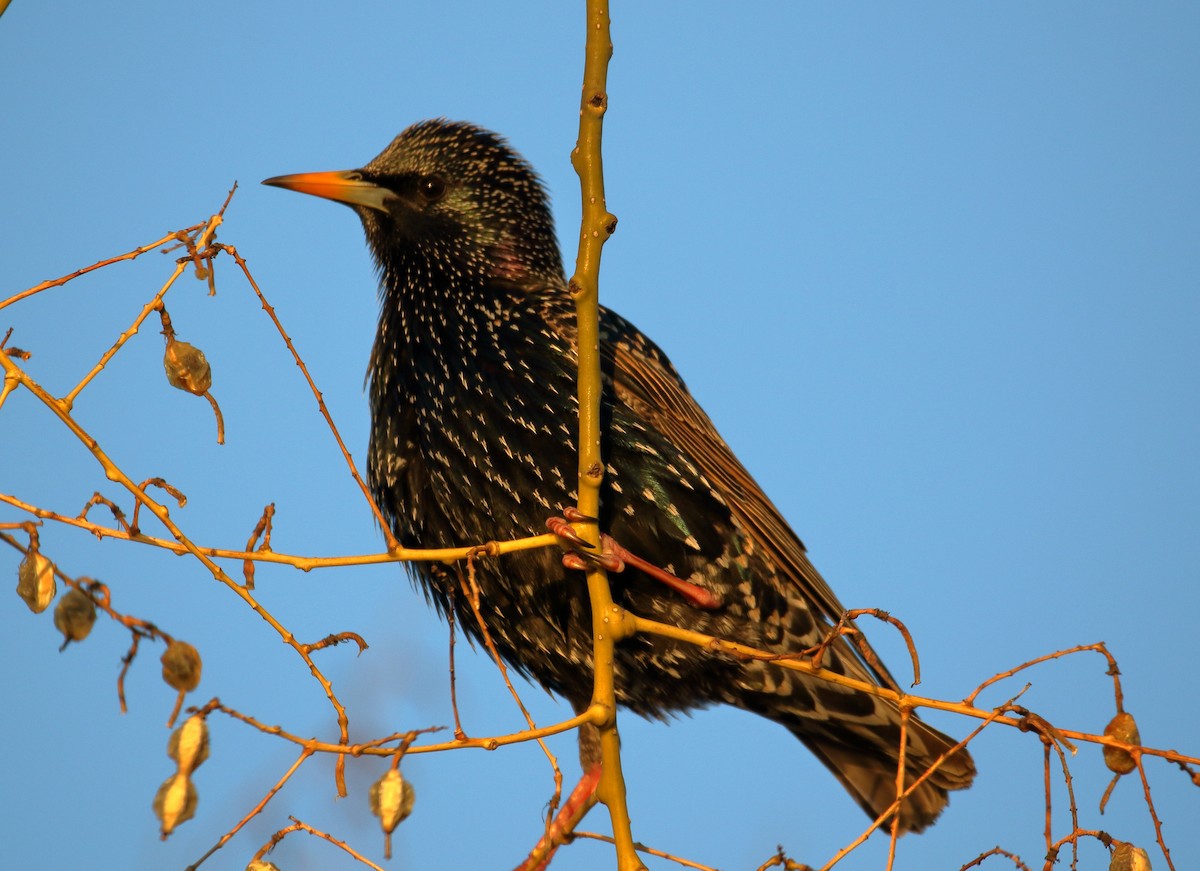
[546,510,724,610]
[512,758,601,871]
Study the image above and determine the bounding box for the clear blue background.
[2,3,1197,870]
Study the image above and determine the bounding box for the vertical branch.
[569,2,642,870]
[571,10,615,523]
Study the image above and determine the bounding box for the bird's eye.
[418,175,447,203]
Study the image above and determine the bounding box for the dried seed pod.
[167,714,210,774]
[163,337,212,395]
[246,862,280,871]
[161,640,202,693]
[1110,841,1152,871]
[1103,711,1141,775]
[16,550,56,614]
[152,771,198,838]
[369,767,415,859]
[53,587,97,647]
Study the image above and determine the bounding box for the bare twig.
[219,242,401,551]
[237,815,384,871]
[1136,756,1177,871]
[2,490,559,568]
[957,846,1032,871]
[0,227,203,313]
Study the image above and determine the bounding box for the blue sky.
[2,3,1197,870]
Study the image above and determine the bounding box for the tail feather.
[792,713,976,833]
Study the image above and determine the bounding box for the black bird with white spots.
[264,119,975,832]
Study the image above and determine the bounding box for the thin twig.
[206,700,588,758]
[966,642,1123,711]
[456,558,565,842]
[957,846,1032,871]
[447,580,468,741]
[187,748,314,870]
[61,257,190,410]
[238,815,384,871]
[219,242,400,551]
[1,489,559,568]
[885,705,911,870]
[0,227,203,313]
[242,503,275,588]
[571,831,719,870]
[1137,757,1177,871]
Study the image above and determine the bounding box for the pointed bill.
[262,170,392,213]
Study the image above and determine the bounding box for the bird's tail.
[784,707,976,833]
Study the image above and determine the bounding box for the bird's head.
[264,119,564,293]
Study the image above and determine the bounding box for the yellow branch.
[212,702,597,757]
[569,1,643,868]
[0,491,558,568]
[630,613,1200,766]
[62,260,188,411]
[0,326,356,792]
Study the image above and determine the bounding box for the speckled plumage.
[265,119,975,832]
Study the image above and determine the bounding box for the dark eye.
[418,175,447,203]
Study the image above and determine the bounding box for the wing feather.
[600,312,903,693]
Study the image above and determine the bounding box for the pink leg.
[546,512,724,611]
[513,762,602,871]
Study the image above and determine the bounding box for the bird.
[263,119,975,833]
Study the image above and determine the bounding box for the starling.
[264,119,975,832]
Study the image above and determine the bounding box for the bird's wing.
[598,310,903,694]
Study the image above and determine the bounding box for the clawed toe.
[547,510,723,611]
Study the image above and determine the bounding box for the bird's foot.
[512,761,601,871]
[544,506,597,549]
[546,510,724,611]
